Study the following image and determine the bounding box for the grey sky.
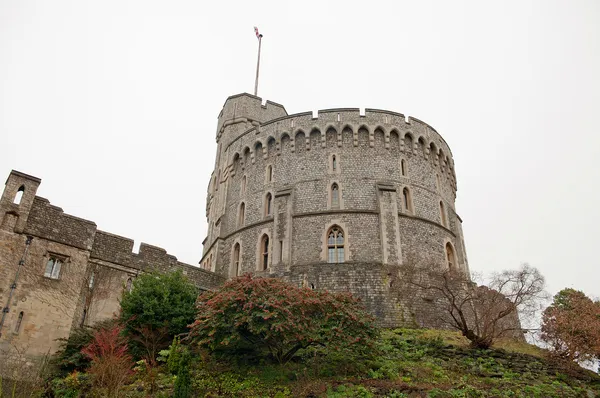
[1,1,598,300]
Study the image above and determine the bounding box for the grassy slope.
[183,329,600,398]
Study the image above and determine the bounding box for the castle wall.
[0,171,225,359]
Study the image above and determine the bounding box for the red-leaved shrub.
[81,324,133,397]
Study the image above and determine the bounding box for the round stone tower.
[201,93,470,328]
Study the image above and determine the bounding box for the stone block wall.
[0,170,225,359]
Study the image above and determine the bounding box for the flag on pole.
[254,26,263,39]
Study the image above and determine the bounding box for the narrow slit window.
[88,272,95,289]
[440,201,447,227]
[238,202,245,226]
[403,188,412,214]
[446,243,455,271]
[261,235,269,270]
[14,311,24,333]
[126,278,133,292]
[331,183,339,208]
[401,159,407,176]
[332,155,337,171]
[279,240,283,263]
[241,176,247,195]
[266,165,273,182]
[233,243,241,276]
[265,193,272,216]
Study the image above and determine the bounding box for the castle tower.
[0,171,41,234]
[201,93,470,328]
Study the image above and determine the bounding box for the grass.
[48,328,600,397]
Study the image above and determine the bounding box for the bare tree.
[397,263,547,349]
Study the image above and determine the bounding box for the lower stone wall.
[267,262,523,338]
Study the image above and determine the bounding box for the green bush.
[120,270,198,359]
[173,349,191,398]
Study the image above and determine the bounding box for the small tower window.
[332,155,337,171]
[260,235,269,270]
[403,187,413,214]
[446,243,456,271]
[401,159,407,176]
[14,185,25,205]
[327,226,345,263]
[126,277,133,292]
[331,183,340,208]
[233,243,241,276]
[88,272,95,289]
[266,165,273,183]
[238,202,246,227]
[14,311,24,333]
[241,175,247,195]
[440,201,447,227]
[264,193,272,216]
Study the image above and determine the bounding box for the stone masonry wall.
[0,170,225,359]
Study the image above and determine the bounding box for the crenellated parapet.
[221,108,457,195]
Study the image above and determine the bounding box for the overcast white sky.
[1,1,598,300]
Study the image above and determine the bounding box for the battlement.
[223,107,454,163]
[0,171,225,291]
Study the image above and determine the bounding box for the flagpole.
[254,33,262,96]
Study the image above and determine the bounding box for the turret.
[0,170,41,233]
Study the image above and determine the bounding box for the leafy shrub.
[189,274,378,364]
[120,270,198,359]
[51,318,119,376]
[50,371,90,398]
[166,336,183,375]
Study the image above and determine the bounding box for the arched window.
[126,277,133,292]
[14,185,24,205]
[266,165,273,182]
[233,243,241,276]
[403,187,413,214]
[241,175,247,195]
[332,155,337,171]
[264,193,272,216]
[238,202,245,227]
[440,201,447,227]
[446,243,456,271]
[327,226,345,263]
[331,183,339,208]
[260,235,269,270]
[15,311,24,333]
[401,159,407,176]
